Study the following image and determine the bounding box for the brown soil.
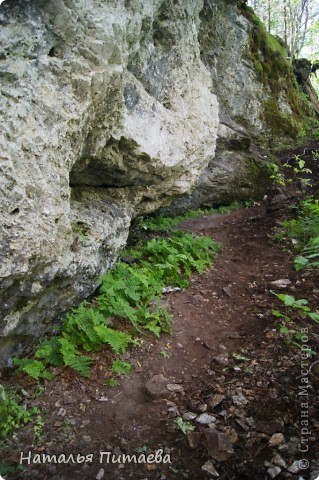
[1,143,319,480]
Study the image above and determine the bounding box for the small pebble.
[198,403,208,413]
[288,460,301,474]
[96,468,105,480]
[269,433,285,447]
[201,460,219,477]
[272,454,287,469]
[183,412,197,421]
[232,394,248,407]
[196,413,216,425]
[213,353,229,366]
[267,466,281,478]
[167,383,184,392]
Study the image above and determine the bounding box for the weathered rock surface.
[159,0,310,214]
[0,0,310,361]
[0,0,218,360]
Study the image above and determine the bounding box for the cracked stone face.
[0,0,302,362]
[0,0,219,361]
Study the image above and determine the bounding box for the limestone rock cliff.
[0,0,310,361]
[161,0,312,212]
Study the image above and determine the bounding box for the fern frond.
[59,336,79,360]
[63,306,108,352]
[35,337,63,367]
[303,237,319,258]
[65,356,92,378]
[59,336,92,377]
[13,358,53,380]
[111,359,132,375]
[94,326,131,354]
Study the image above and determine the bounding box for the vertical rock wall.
[0,0,219,360]
[163,0,310,213]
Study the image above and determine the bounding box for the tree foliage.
[248,0,319,60]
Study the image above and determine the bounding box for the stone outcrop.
[160,0,311,213]
[0,0,310,362]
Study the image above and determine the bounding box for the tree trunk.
[268,0,271,32]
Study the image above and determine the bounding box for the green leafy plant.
[99,232,219,331]
[136,445,148,454]
[266,155,312,190]
[15,307,132,379]
[160,350,170,358]
[0,462,25,476]
[58,337,93,377]
[267,161,286,186]
[271,291,319,350]
[295,236,319,271]
[0,384,39,438]
[13,358,53,381]
[105,378,119,387]
[175,417,196,435]
[170,467,182,474]
[244,367,254,375]
[133,232,220,288]
[283,155,312,188]
[275,198,319,271]
[111,359,132,376]
[272,292,319,321]
[94,327,132,354]
[61,419,75,442]
[33,415,44,444]
[14,226,219,380]
[244,199,255,208]
[71,221,90,239]
[232,352,250,362]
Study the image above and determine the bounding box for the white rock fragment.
[270,279,291,288]
[232,394,249,407]
[166,384,184,393]
[288,460,301,474]
[267,466,282,478]
[198,403,208,413]
[201,461,219,477]
[183,412,197,421]
[162,287,181,294]
[272,453,287,469]
[96,468,105,480]
[196,413,217,425]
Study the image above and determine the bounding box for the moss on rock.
[241,3,315,143]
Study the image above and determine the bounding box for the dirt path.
[2,196,319,480]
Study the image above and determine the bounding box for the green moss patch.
[242,4,314,143]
